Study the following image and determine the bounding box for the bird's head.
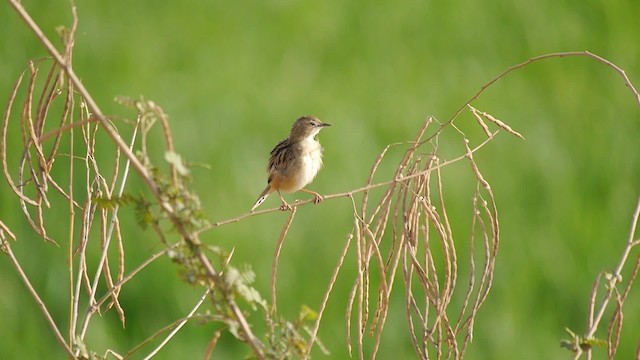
[289,116,331,140]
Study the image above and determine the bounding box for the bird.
[251,116,331,211]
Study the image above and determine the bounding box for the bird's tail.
[251,185,272,211]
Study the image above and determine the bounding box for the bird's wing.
[268,138,295,174]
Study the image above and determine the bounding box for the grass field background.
[1,0,640,359]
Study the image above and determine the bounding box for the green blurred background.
[2,0,640,359]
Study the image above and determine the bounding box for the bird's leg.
[299,188,324,204]
[277,191,292,211]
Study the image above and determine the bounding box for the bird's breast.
[291,138,323,191]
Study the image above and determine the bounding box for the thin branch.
[306,227,354,357]
[7,0,157,197]
[142,288,212,360]
[7,3,265,357]
[3,241,74,357]
[271,207,297,315]
[585,195,640,339]
[198,133,497,236]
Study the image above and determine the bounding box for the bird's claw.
[280,202,292,211]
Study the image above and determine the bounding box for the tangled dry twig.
[3,1,640,360]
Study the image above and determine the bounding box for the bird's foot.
[298,188,325,205]
[280,201,292,211]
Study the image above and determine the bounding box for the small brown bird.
[251,116,331,211]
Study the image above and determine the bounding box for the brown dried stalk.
[572,196,640,359]
[271,207,298,314]
[6,1,265,358]
[5,1,640,359]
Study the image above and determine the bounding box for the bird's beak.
[320,122,332,127]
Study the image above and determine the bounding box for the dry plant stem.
[439,51,640,146]
[612,195,640,291]
[607,300,623,359]
[454,194,484,350]
[78,119,140,340]
[23,62,49,188]
[305,229,354,358]
[455,195,481,334]
[67,68,77,345]
[7,1,156,196]
[577,195,640,356]
[208,117,497,358]
[354,218,366,360]
[359,118,442,358]
[573,196,640,360]
[104,219,126,317]
[351,120,409,357]
[3,241,74,357]
[142,288,212,360]
[196,249,265,358]
[586,274,601,335]
[39,116,98,145]
[154,105,178,184]
[19,62,52,221]
[361,139,409,221]
[104,349,124,360]
[8,2,265,357]
[271,207,297,314]
[124,314,215,359]
[359,220,390,358]
[356,215,388,326]
[462,194,497,355]
[94,246,174,309]
[203,330,223,360]
[399,119,498,358]
[345,269,358,357]
[2,68,39,207]
[10,4,636,358]
[34,62,58,142]
[198,130,497,236]
[0,221,17,240]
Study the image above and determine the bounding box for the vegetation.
[1,0,639,359]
